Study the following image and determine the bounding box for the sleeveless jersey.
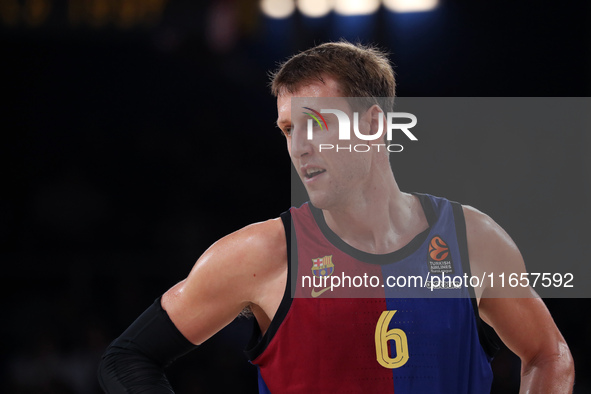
[245,193,495,394]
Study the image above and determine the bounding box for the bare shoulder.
[462,205,527,300]
[463,205,508,239]
[462,204,522,260]
[210,217,286,274]
[171,217,286,298]
[194,218,287,277]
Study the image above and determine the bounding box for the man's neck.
[321,185,428,255]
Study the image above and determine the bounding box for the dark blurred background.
[2,0,590,393]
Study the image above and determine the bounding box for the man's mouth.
[305,168,326,179]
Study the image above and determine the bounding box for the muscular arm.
[98,218,287,393]
[464,206,574,393]
[161,218,287,344]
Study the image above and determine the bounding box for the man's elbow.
[522,338,575,391]
[551,340,575,385]
[97,347,128,394]
[97,346,174,393]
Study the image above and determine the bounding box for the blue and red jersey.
[246,194,496,393]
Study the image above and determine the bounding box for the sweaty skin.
[162,75,574,392]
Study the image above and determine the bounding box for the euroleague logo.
[427,235,454,274]
[429,236,449,261]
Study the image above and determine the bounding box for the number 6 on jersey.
[375,310,409,369]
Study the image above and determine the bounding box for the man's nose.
[290,125,313,158]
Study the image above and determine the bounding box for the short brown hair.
[270,41,396,112]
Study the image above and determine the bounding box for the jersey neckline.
[307,192,436,265]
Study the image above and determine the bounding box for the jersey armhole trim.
[452,201,500,361]
[244,210,295,361]
[411,192,437,227]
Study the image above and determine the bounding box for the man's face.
[276,76,377,210]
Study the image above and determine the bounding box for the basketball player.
[98,42,574,393]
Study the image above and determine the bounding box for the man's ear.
[367,104,386,135]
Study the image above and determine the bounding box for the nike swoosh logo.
[311,286,332,298]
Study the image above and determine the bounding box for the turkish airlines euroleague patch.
[428,235,455,274]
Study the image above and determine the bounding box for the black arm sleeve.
[97,298,198,393]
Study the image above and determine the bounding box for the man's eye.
[282,127,292,137]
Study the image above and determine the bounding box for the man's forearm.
[98,298,197,393]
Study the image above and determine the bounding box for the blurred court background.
[2,0,590,393]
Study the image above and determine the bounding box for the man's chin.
[308,193,332,210]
